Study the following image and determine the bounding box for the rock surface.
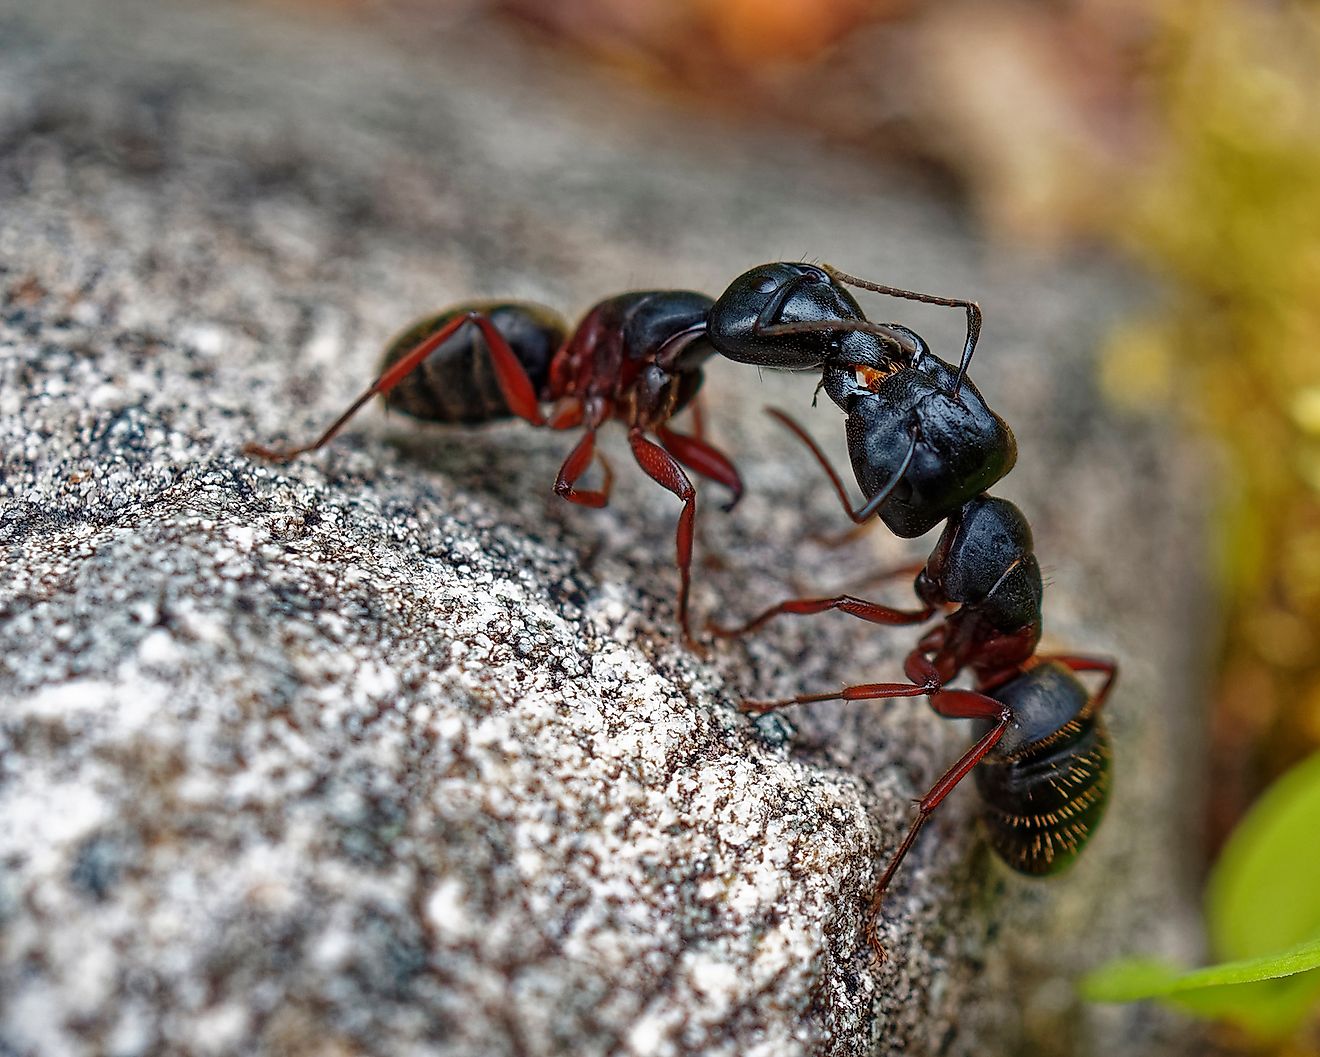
[0,1,1207,1054]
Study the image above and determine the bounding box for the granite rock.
[0,1,1206,1054]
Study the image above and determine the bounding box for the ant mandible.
[245,264,984,646]
[709,320,1116,955]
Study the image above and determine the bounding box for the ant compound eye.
[755,275,778,294]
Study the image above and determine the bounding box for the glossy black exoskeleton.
[974,661,1112,876]
[913,495,1044,685]
[819,326,1016,537]
[246,263,982,646]
[706,262,909,370]
[710,305,1116,955]
[377,301,567,425]
[717,489,1115,952]
[706,262,983,392]
[247,288,734,646]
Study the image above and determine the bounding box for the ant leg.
[823,264,983,397]
[688,394,707,441]
[630,428,699,646]
[740,649,943,715]
[742,647,944,715]
[709,594,933,638]
[1049,655,1119,715]
[554,430,613,509]
[765,407,915,526]
[764,408,855,520]
[865,688,1011,957]
[739,679,934,717]
[656,424,744,512]
[245,311,545,463]
[425,312,546,427]
[816,521,873,548]
[779,557,926,605]
[752,318,915,361]
[846,560,928,592]
[548,398,586,430]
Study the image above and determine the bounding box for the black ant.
[245,264,981,646]
[709,318,1116,955]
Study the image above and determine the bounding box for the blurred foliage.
[1084,752,1320,1042]
[494,0,1155,241]
[495,0,894,69]
[1099,0,1320,841]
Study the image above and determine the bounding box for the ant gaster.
[245,264,981,645]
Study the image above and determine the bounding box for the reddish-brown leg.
[846,560,928,592]
[864,687,1012,957]
[1048,654,1119,715]
[554,430,613,508]
[752,318,916,359]
[740,680,932,716]
[656,424,744,512]
[630,428,698,646]
[709,593,933,639]
[779,557,927,603]
[739,651,944,715]
[688,394,707,442]
[764,407,915,541]
[245,310,546,462]
[766,407,858,523]
[817,521,874,548]
[548,397,586,430]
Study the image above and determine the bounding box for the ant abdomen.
[378,301,567,425]
[974,661,1112,876]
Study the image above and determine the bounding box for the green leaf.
[1081,937,1320,1002]
[1080,939,1320,1037]
[1081,751,1320,1037]
[1208,751,1320,962]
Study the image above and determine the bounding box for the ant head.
[707,262,898,370]
[828,353,1016,537]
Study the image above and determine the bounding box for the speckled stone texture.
[0,1,1207,1055]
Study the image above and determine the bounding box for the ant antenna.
[823,265,982,397]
